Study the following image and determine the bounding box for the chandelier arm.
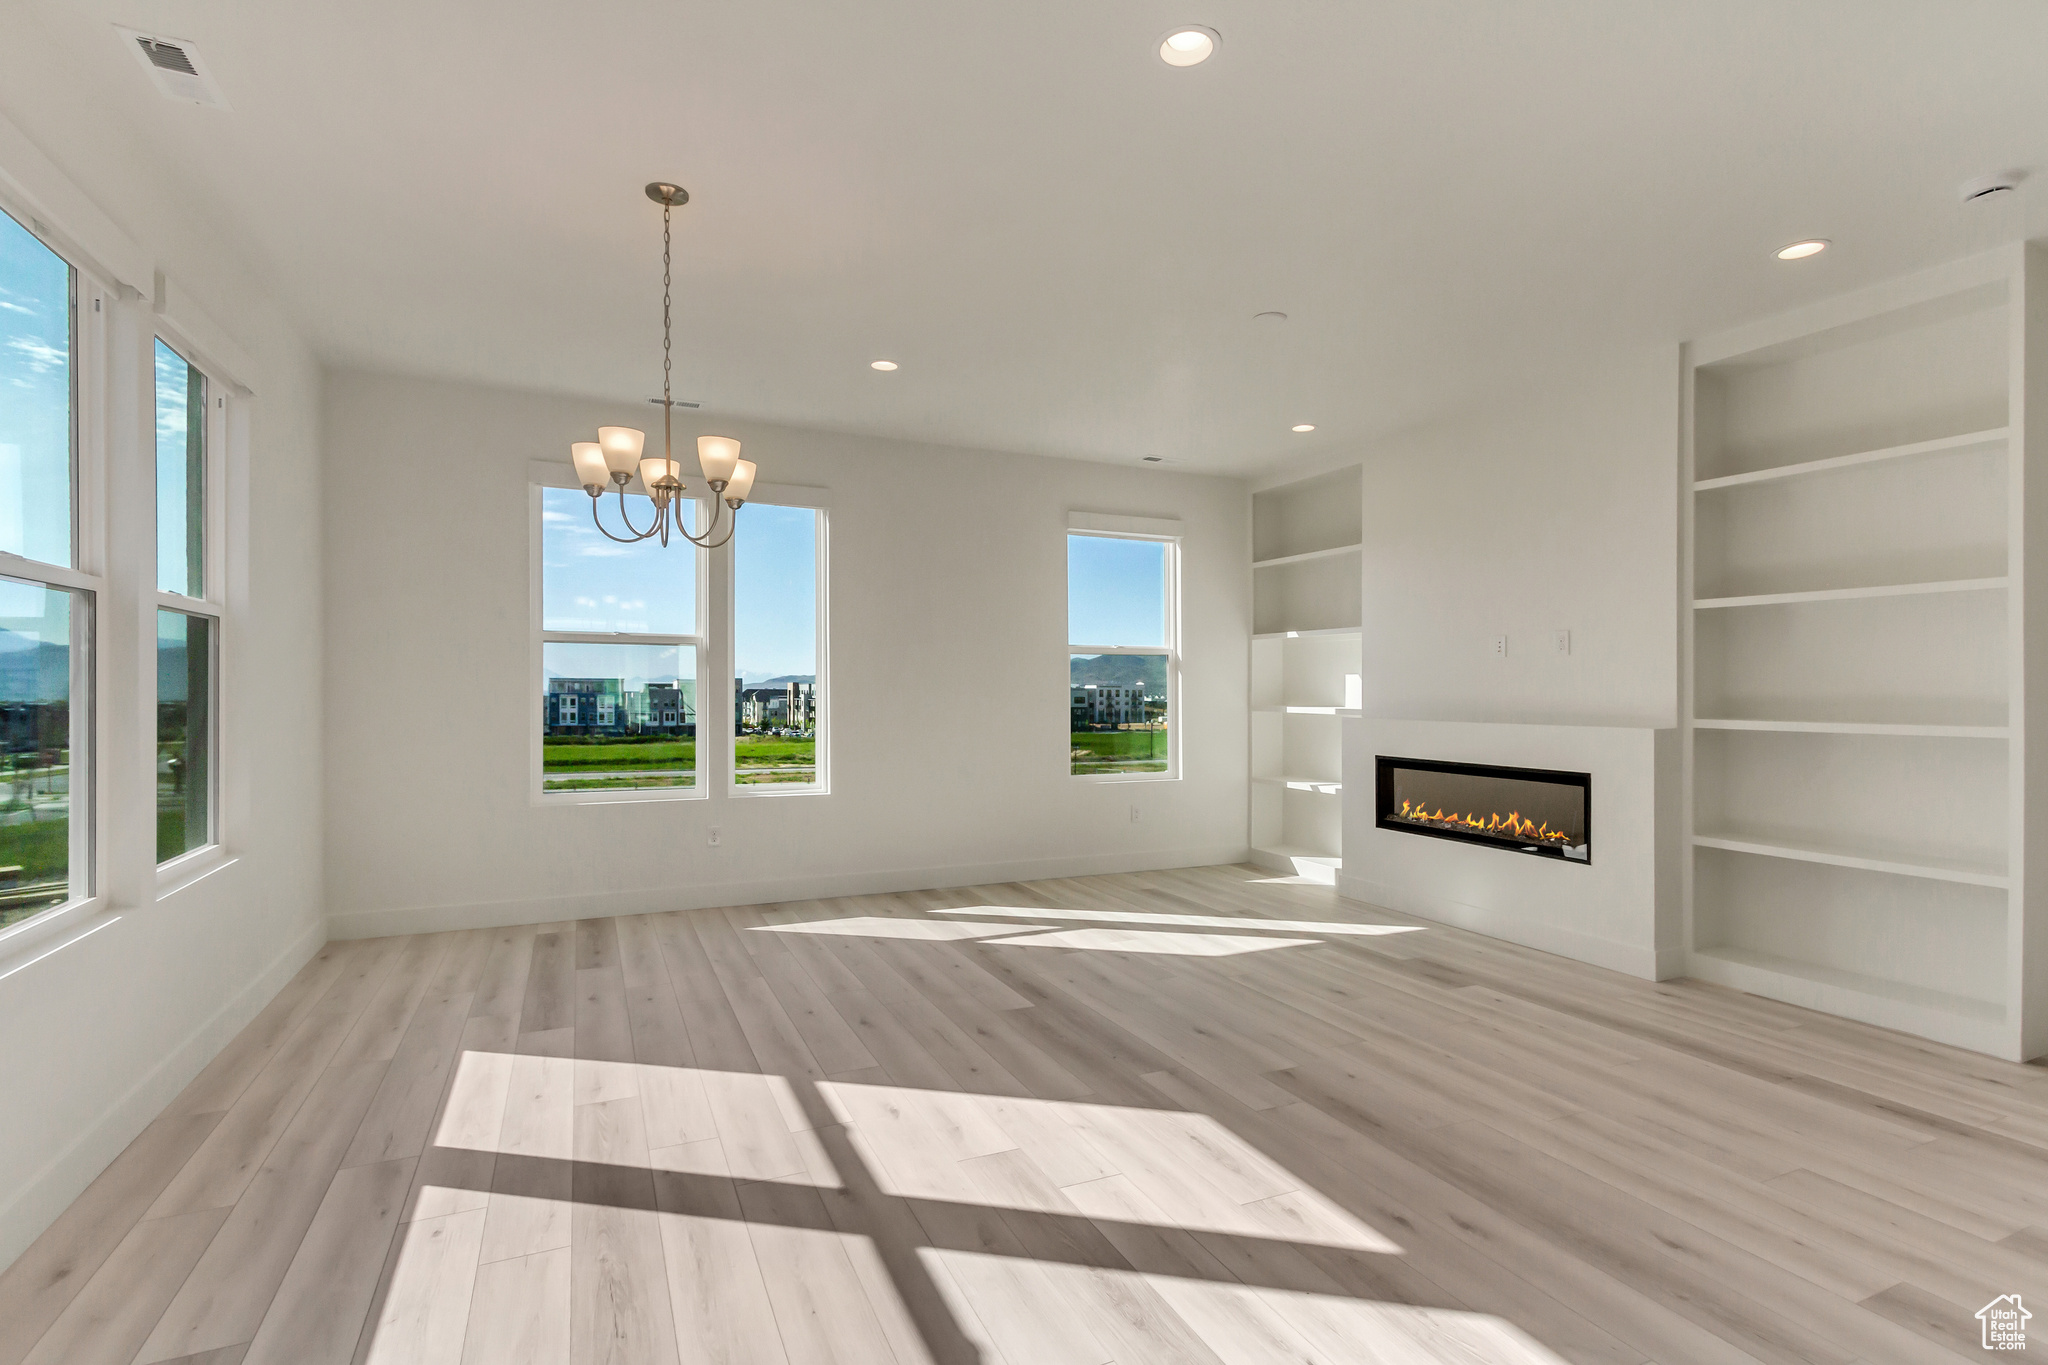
[589,496,652,545]
[699,505,741,550]
[608,482,660,539]
[672,494,730,548]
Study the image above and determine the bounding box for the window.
[1,207,91,928]
[538,486,702,795]
[731,502,824,790]
[155,340,204,597]
[154,337,221,865]
[156,609,211,859]
[1069,530,1176,778]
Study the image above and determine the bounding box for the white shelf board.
[1254,776,1342,796]
[1693,577,2009,611]
[1252,543,1363,570]
[1693,718,2010,740]
[1254,705,1351,716]
[1688,947,2004,1051]
[1692,427,2009,493]
[1692,832,2008,889]
[1252,626,1363,640]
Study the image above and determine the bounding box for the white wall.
[1348,346,1682,729]
[322,371,1249,937]
[0,96,326,1266]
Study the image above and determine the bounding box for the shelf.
[1252,626,1363,641]
[1693,427,2009,493]
[1693,577,2008,610]
[1693,718,2009,740]
[1254,705,1354,716]
[1692,832,2007,889]
[1689,947,2004,1039]
[1254,776,1342,796]
[1252,543,1363,570]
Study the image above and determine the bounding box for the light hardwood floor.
[3,863,2046,1364]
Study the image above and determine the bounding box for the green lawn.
[1071,729,1169,774]
[0,817,70,928]
[544,740,695,772]
[736,734,815,785]
[539,734,816,787]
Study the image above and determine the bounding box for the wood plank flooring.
[4,863,2047,1364]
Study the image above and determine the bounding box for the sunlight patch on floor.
[939,903,1427,937]
[984,927,1322,955]
[434,1052,840,1186]
[750,915,1032,940]
[820,1081,1402,1253]
[921,1251,1571,1365]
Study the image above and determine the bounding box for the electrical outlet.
[1129,803,1141,824]
[708,825,721,847]
[1553,630,1571,655]
[1492,635,1507,658]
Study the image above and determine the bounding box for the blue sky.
[155,340,200,595]
[1068,534,1166,648]
[0,208,71,568]
[542,489,818,685]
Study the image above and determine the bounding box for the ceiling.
[11,0,2048,475]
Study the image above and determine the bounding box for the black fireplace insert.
[1375,755,1590,862]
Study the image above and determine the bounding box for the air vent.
[116,27,230,109]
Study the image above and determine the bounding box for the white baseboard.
[329,845,1254,939]
[0,916,326,1270]
[1336,871,1663,980]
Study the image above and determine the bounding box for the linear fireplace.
[1375,755,1590,862]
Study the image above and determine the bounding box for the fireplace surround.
[1375,755,1590,862]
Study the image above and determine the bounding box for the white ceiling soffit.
[13,1,2048,475]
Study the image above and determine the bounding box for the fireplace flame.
[1396,799,1574,845]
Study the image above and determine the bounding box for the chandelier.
[569,182,756,548]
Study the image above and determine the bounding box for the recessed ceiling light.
[1292,424,1315,433]
[1159,26,1218,66]
[870,360,898,371]
[1254,311,1288,323]
[1776,239,1829,260]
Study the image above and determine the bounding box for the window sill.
[157,846,239,899]
[726,783,830,799]
[533,787,710,808]
[1072,772,1180,784]
[0,896,120,982]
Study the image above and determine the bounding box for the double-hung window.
[1068,523,1178,779]
[155,339,222,864]
[0,206,96,927]
[730,500,826,792]
[536,481,704,797]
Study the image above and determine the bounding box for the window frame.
[722,485,830,799]
[1066,514,1182,784]
[528,460,711,806]
[0,198,106,949]
[152,332,228,877]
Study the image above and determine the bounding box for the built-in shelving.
[1252,543,1363,571]
[1250,467,1363,881]
[1690,832,2008,889]
[1254,776,1343,796]
[1682,247,2046,1061]
[1693,577,2007,610]
[1692,718,2010,739]
[1692,427,2009,492]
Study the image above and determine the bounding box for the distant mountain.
[0,631,68,703]
[742,673,815,688]
[1070,654,1164,688]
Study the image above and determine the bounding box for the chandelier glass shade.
[571,183,756,549]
